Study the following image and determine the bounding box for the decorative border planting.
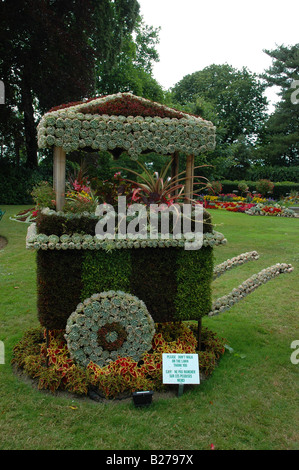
[11,323,227,399]
[26,222,227,251]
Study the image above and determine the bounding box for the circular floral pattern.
[97,321,128,351]
[65,291,155,368]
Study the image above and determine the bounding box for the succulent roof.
[38,93,216,157]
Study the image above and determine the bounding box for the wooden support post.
[53,146,66,211]
[185,154,194,202]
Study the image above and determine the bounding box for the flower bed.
[204,200,256,213]
[281,192,299,206]
[203,195,297,217]
[12,322,226,399]
[245,203,296,217]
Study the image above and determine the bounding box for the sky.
[137,0,299,110]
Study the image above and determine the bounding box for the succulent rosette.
[65,291,155,368]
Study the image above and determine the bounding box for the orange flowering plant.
[12,322,226,400]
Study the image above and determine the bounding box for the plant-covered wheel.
[65,291,155,368]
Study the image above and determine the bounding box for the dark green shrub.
[37,250,83,330]
[246,165,299,183]
[0,161,53,204]
[36,212,98,236]
[81,249,132,301]
[175,247,213,321]
[238,181,249,193]
[219,180,299,199]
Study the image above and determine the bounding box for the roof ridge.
[46,92,202,121]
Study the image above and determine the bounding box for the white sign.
[162,353,200,385]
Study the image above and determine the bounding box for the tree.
[171,64,268,144]
[0,0,140,168]
[170,64,268,179]
[259,44,299,166]
[96,16,164,103]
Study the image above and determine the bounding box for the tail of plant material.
[209,263,294,316]
[213,251,259,280]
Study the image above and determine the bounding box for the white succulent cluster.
[65,291,155,368]
[209,263,294,316]
[245,204,297,217]
[37,93,216,157]
[213,251,259,279]
[40,208,98,219]
[26,223,227,251]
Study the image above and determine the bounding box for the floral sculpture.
[12,91,295,401]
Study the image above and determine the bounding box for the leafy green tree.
[0,0,140,168]
[96,16,164,102]
[259,44,299,166]
[170,64,268,179]
[171,64,267,144]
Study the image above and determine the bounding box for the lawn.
[0,205,298,450]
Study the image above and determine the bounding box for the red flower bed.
[204,201,255,213]
[262,206,282,214]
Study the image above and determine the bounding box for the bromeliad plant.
[108,159,213,237]
[114,159,210,207]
